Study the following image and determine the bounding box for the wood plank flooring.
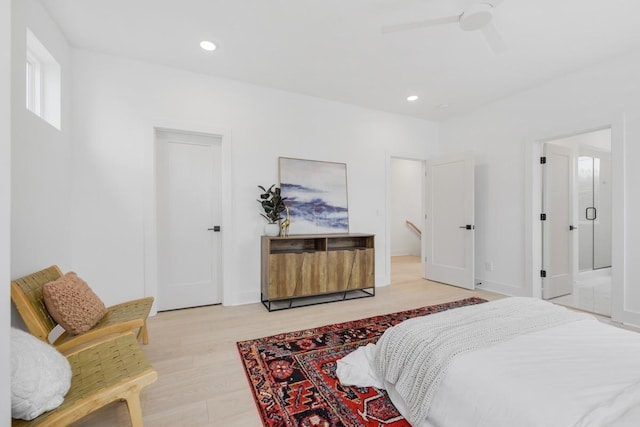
[71,256,503,426]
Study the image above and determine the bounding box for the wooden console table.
[261,233,375,311]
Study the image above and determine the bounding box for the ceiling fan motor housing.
[460,3,494,31]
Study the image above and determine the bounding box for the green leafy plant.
[258,185,287,223]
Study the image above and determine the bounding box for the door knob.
[459,225,475,230]
[207,226,221,232]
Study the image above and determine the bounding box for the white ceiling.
[40,0,640,121]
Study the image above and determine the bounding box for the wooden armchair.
[12,332,158,427]
[11,265,154,353]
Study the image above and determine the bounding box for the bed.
[336,297,640,427]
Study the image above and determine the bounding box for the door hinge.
[540,270,547,278]
[540,156,547,164]
[540,213,546,221]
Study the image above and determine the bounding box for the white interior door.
[424,154,475,289]
[156,130,222,310]
[542,143,574,299]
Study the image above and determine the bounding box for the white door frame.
[144,122,232,315]
[525,115,624,323]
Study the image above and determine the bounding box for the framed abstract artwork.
[278,157,349,234]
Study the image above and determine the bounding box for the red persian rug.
[237,297,486,427]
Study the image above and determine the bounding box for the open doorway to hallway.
[390,157,423,284]
[391,255,422,284]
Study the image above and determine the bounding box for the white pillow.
[11,327,72,421]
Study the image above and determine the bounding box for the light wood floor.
[72,256,502,426]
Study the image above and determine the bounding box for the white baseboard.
[475,279,529,297]
[227,290,260,306]
[622,309,640,328]
[577,267,612,281]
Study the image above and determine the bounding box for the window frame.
[26,49,42,116]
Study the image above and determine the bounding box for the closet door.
[424,154,475,289]
[156,130,223,310]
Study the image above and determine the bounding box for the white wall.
[390,158,422,256]
[551,128,612,151]
[439,48,640,326]
[10,0,72,282]
[1,0,12,420]
[70,49,439,307]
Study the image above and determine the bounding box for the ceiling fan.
[381,0,507,54]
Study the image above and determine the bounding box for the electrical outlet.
[484,261,493,272]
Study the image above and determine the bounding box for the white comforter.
[337,298,640,427]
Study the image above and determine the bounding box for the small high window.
[26,28,61,130]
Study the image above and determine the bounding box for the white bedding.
[337,299,640,427]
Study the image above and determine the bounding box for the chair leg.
[125,393,145,427]
[137,322,149,345]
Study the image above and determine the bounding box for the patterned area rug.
[237,297,487,427]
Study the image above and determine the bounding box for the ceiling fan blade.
[461,0,504,9]
[481,22,507,54]
[381,15,459,34]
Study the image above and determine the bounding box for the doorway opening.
[542,128,612,316]
[390,157,424,285]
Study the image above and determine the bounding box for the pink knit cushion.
[43,272,107,335]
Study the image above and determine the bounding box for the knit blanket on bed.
[373,297,589,426]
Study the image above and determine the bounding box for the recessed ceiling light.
[200,40,217,51]
[407,95,419,102]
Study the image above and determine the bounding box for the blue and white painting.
[279,157,349,234]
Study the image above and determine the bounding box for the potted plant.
[258,184,287,236]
